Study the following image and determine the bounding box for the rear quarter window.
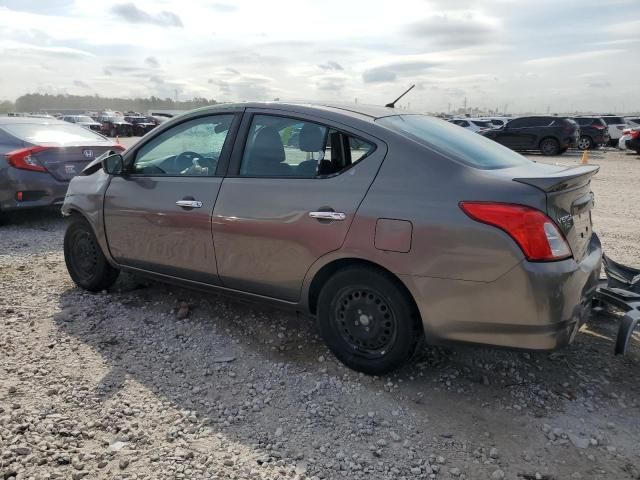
[377,115,530,170]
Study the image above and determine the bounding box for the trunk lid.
[513,165,599,262]
[34,145,115,181]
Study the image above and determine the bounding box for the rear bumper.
[401,234,602,350]
[626,137,640,151]
[0,168,69,211]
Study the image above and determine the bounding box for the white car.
[625,117,640,128]
[482,117,512,128]
[601,115,628,146]
[449,118,495,133]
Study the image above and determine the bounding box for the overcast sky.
[0,0,638,113]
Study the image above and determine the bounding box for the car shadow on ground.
[52,272,639,427]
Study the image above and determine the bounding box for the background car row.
[448,114,640,155]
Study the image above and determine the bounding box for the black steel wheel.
[540,137,560,155]
[317,266,422,375]
[64,217,119,292]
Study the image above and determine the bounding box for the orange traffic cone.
[581,149,589,165]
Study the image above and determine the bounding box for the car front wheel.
[317,266,422,375]
[64,217,119,292]
[540,137,560,155]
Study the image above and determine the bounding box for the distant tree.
[14,93,219,113]
[0,100,16,113]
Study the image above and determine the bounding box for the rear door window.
[239,114,374,178]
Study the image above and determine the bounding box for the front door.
[212,110,386,301]
[104,113,239,284]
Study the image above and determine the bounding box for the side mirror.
[102,153,125,175]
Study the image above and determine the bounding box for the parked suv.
[600,115,628,146]
[572,117,610,150]
[480,116,579,155]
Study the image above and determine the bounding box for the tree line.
[4,94,219,114]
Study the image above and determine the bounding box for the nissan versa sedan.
[0,117,123,213]
[62,103,602,374]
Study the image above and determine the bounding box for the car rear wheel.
[540,137,560,155]
[64,217,119,292]
[316,266,422,375]
[577,136,593,150]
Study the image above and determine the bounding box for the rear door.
[498,118,529,148]
[103,112,241,284]
[212,109,386,301]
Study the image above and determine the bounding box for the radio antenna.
[385,84,415,108]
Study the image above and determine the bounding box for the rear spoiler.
[513,165,599,193]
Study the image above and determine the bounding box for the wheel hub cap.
[333,287,397,356]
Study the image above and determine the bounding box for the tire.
[577,136,593,150]
[64,217,119,292]
[316,266,422,375]
[539,137,560,155]
[110,127,116,137]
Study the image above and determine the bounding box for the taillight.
[631,130,640,140]
[5,146,49,172]
[459,202,572,262]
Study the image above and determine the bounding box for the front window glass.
[133,115,233,176]
[377,114,530,170]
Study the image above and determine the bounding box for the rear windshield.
[2,123,109,145]
[602,117,625,125]
[377,114,530,170]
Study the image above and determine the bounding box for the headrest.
[251,127,285,164]
[299,123,325,152]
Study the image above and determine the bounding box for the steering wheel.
[172,151,202,172]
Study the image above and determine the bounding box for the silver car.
[0,117,123,213]
[62,103,602,374]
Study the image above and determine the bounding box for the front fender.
[62,169,116,265]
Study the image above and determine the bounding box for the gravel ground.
[1,148,639,480]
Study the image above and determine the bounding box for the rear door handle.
[309,211,346,221]
[176,200,203,208]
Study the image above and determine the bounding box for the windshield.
[75,116,94,123]
[3,123,109,145]
[377,114,530,170]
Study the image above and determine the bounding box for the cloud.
[316,74,349,92]
[405,12,499,46]
[588,80,612,88]
[111,3,183,27]
[145,56,160,68]
[0,40,94,58]
[318,61,344,71]
[210,2,238,12]
[523,49,625,66]
[362,60,439,83]
[73,79,90,89]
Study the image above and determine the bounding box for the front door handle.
[176,199,203,208]
[309,211,346,221]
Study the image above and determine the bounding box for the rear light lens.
[459,202,572,262]
[630,130,640,140]
[5,146,49,172]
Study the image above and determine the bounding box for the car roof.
[0,116,68,125]
[189,102,406,122]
